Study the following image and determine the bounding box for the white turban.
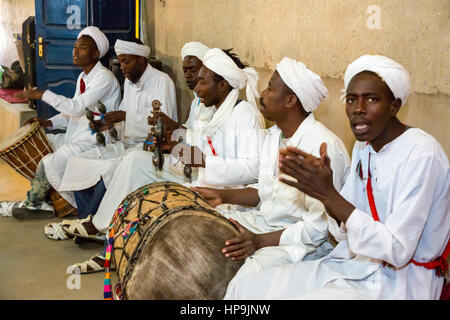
[344,55,411,106]
[181,42,210,61]
[276,57,329,112]
[114,39,150,58]
[77,26,109,58]
[202,48,260,106]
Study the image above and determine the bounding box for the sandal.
[44,222,71,240]
[67,253,108,274]
[61,215,105,242]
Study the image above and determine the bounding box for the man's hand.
[190,187,225,208]
[278,143,334,202]
[23,117,52,128]
[148,112,181,132]
[221,218,259,261]
[15,87,44,100]
[103,111,126,124]
[279,143,355,224]
[89,119,110,132]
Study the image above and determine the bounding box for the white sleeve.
[203,126,265,186]
[279,194,330,258]
[48,113,70,130]
[41,72,117,117]
[158,76,178,122]
[345,153,449,268]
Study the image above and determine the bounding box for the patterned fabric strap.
[206,136,217,156]
[103,232,115,300]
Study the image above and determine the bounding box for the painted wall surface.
[145,0,450,156]
[0,0,35,68]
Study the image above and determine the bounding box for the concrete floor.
[0,162,117,300]
[0,101,119,300]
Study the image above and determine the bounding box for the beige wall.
[0,0,35,68]
[145,0,450,156]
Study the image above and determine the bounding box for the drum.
[107,182,244,300]
[0,121,76,217]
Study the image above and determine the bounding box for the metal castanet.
[146,100,165,171]
[97,100,119,142]
[85,100,120,146]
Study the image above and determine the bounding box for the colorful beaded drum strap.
[103,186,151,300]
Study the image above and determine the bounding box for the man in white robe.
[192,57,350,298]
[58,38,177,194]
[65,47,266,273]
[43,38,178,240]
[227,55,450,300]
[3,26,121,219]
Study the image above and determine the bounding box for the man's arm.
[191,186,260,208]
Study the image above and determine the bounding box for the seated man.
[181,41,215,129]
[227,55,449,300]
[192,57,350,298]
[43,38,178,240]
[4,26,121,219]
[66,47,266,273]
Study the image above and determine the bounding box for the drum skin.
[111,182,244,300]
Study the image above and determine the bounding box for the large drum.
[107,182,243,300]
[0,121,76,217]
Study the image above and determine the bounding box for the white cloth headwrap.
[343,55,411,106]
[276,57,329,112]
[196,48,264,136]
[202,48,260,107]
[77,26,109,58]
[114,39,150,58]
[180,42,215,140]
[181,42,210,61]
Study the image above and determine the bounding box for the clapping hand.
[278,142,334,202]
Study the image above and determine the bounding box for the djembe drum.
[105,182,243,300]
[0,121,76,217]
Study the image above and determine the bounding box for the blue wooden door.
[34,0,139,121]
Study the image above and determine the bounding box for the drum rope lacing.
[0,126,52,180]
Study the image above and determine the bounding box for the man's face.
[183,56,203,90]
[194,66,221,107]
[73,36,99,67]
[117,54,145,83]
[345,71,399,147]
[259,71,291,122]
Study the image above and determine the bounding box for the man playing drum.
[1,26,121,218]
[42,38,177,240]
[192,57,351,298]
[65,46,266,273]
